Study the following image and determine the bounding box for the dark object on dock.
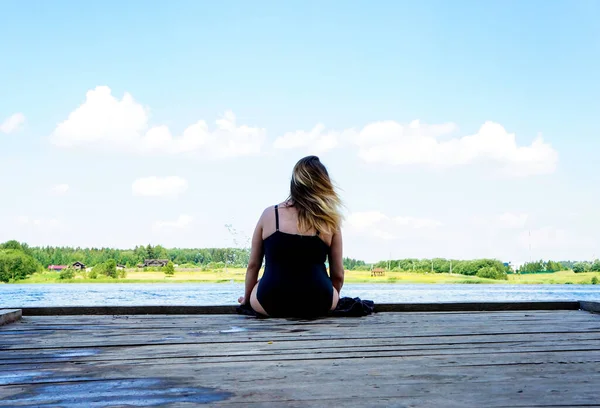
[330,296,374,316]
[1,301,599,407]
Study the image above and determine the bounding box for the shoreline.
[6,268,600,285]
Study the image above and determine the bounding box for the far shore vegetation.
[1,240,599,285]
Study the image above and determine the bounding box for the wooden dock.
[1,302,599,407]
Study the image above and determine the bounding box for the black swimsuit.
[256,205,334,318]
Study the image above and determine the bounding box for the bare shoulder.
[258,205,276,223]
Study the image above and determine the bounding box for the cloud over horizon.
[0,113,25,134]
[50,86,266,158]
[274,120,558,177]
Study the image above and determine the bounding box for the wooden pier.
[1,302,599,407]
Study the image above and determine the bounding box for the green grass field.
[14,268,600,284]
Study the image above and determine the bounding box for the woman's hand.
[238,296,246,305]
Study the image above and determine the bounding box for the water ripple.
[0,283,598,308]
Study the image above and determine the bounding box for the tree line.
[370,258,600,277]
[6,240,368,272]
[2,239,599,283]
[372,258,510,279]
[23,244,251,269]
[518,260,600,273]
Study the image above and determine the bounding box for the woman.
[238,155,344,318]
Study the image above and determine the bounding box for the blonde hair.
[287,156,343,235]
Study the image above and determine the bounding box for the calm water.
[1,283,599,308]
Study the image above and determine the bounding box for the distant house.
[72,261,86,270]
[371,268,386,277]
[48,265,67,271]
[140,259,169,268]
[116,264,126,270]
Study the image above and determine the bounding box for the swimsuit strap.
[274,205,279,231]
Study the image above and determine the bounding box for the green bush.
[91,260,118,278]
[59,268,75,280]
[178,263,196,268]
[89,270,98,279]
[91,263,105,276]
[104,259,117,278]
[0,249,41,282]
[476,266,508,280]
[164,261,175,276]
[207,261,225,270]
[573,262,591,273]
[118,269,127,279]
[592,276,598,285]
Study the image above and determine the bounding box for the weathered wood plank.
[10,309,595,326]
[2,331,599,359]
[1,310,599,407]
[2,315,599,350]
[2,345,600,371]
[0,309,21,326]
[18,301,581,316]
[580,301,600,314]
[8,308,587,326]
[3,316,599,342]
[1,357,600,406]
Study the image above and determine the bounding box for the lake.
[1,283,599,308]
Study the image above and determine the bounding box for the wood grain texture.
[1,309,599,407]
[20,301,581,316]
[0,309,21,326]
[580,301,600,314]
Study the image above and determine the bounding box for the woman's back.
[257,204,333,318]
[241,155,344,318]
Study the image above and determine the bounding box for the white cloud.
[50,86,266,157]
[153,214,193,230]
[346,211,442,241]
[275,119,557,176]
[16,216,61,228]
[346,211,389,229]
[358,120,558,176]
[132,176,188,197]
[51,184,70,195]
[273,123,354,153]
[0,113,25,134]
[472,212,529,229]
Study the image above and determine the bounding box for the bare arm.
[241,214,265,304]
[329,230,344,293]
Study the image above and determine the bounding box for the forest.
[0,239,596,283]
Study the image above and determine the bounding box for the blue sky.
[1,0,599,264]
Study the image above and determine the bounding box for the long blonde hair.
[287,156,343,235]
